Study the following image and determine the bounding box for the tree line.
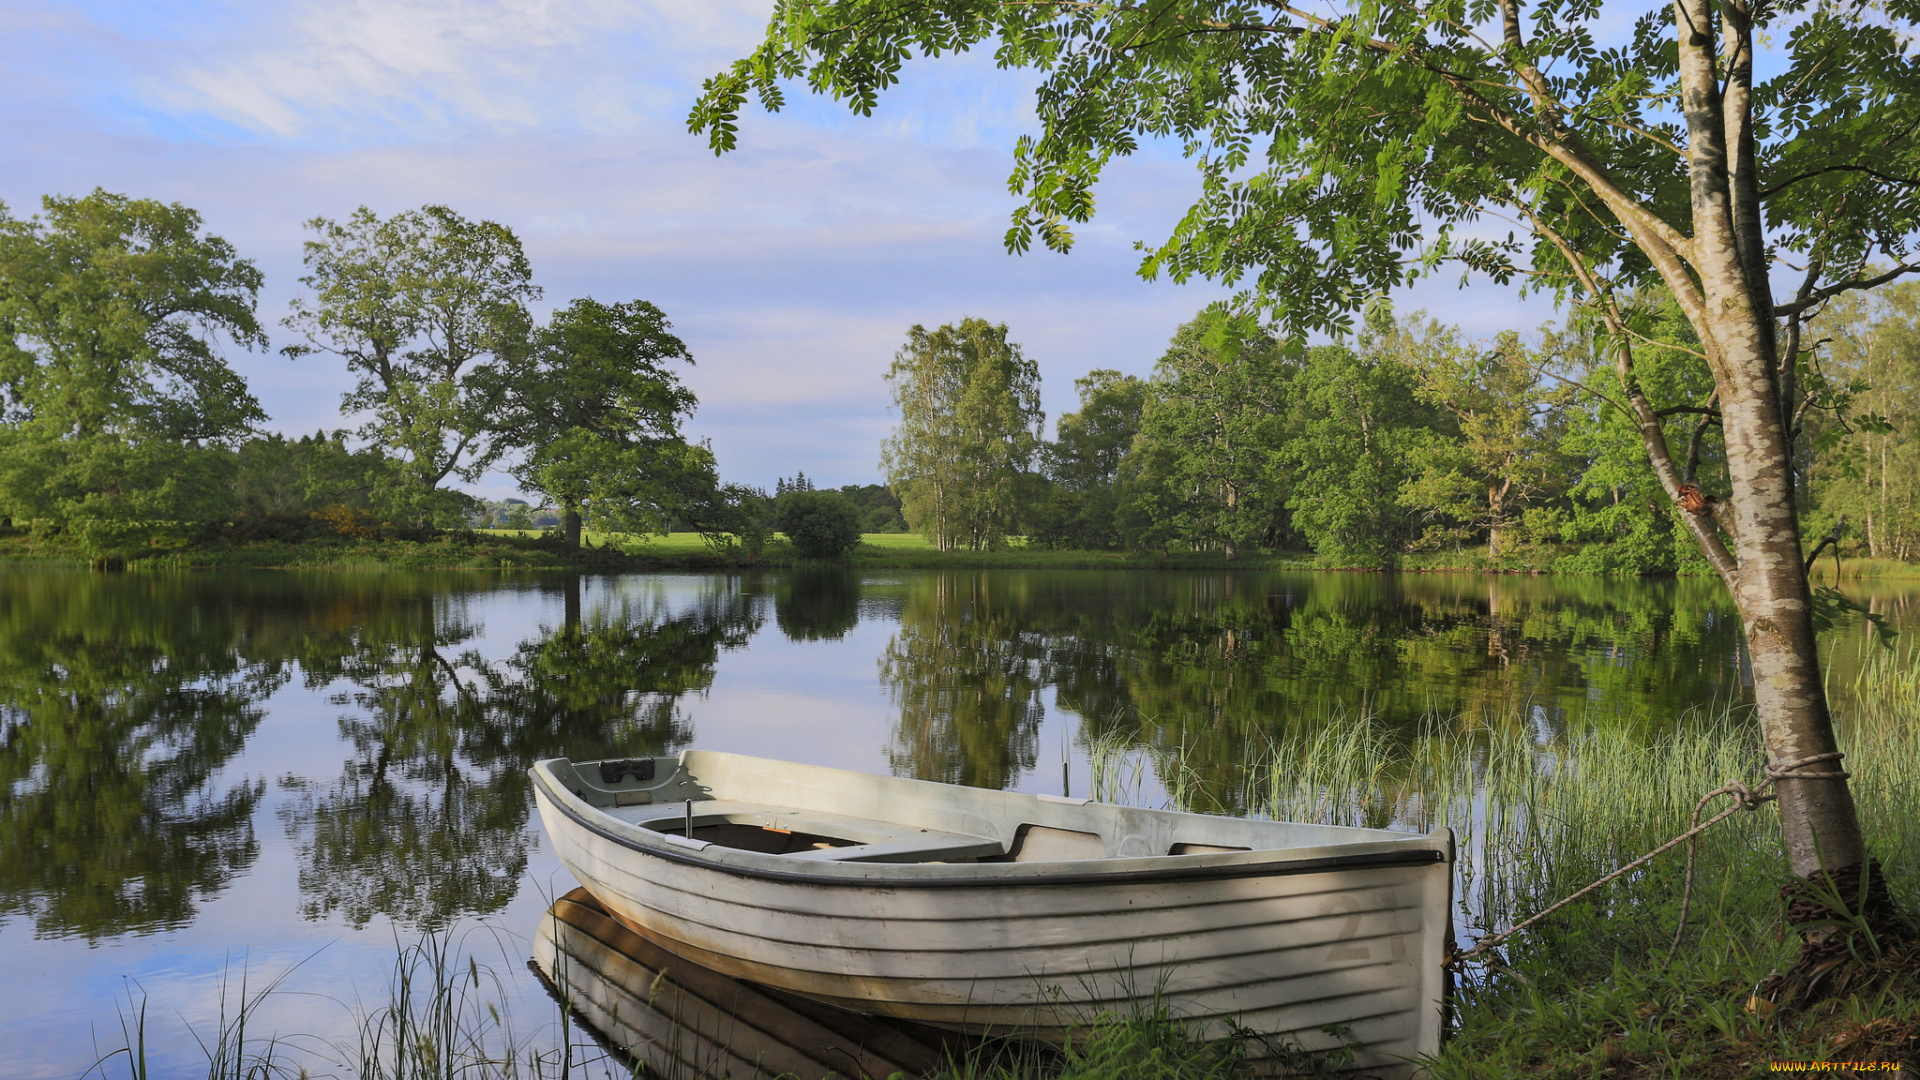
[0,190,748,555]
[883,295,1914,572]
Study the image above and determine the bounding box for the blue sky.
[0,0,1549,497]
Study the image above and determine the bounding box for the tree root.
[1758,859,1918,1011]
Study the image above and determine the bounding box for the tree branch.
[1760,164,1920,200]
[1684,390,1721,484]
[1775,263,1920,317]
[1804,517,1845,575]
[1521,201,1742,586]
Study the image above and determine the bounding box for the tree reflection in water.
[282,575,762,929]
[882,574,1046,788]
[0,567,1856,943]
[878,571,1754,805]
[0,575,286,939]
[0,570,763,938]
[775,569,862,642]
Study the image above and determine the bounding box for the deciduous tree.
[0,190,266,552]
[881,319,1043,550]
[1034,369,1147,549]
[284,206,538,528]
[501,298,713,549]
[1125,312,1288,558]
[1805,283,1920,560]
[1285,342,1443,563]
[776,489,865,559]
[1394,318,1572,557]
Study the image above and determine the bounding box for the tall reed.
[1845,638,1920,913]
[93,927,635,1080]
[1097,684,1917,968]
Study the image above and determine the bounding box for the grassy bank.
[476,530,1331,571]
[10,525,1907,577]
[0,527,1330,572]
[0,528,748,571]
[1075,643,1920,1076]
[1807,556,1920,583]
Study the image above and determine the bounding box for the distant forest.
[881,292,1920,572]
[4,188,1915,570]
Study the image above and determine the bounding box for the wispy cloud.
[134,0,764,142]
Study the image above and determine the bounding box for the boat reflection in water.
[532,888,967,1079]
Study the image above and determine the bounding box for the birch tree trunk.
[1666,0,1865,882]
[1522,0,1877,894]
[1715,362,1863,877]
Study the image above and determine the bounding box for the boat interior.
[624,799,1013,862]
[548,753,1286,865]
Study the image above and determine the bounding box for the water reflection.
[774,570,862,642]
[0,573,767,938]
[533,887,960,1079]
[281,576,762,929]
[879,572,1755,802]
[0,575,284,939]
[0,567,1893,948]
[882,575,1047,788]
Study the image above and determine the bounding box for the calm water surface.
[0,568,1907,1077]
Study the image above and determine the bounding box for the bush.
[776,490,863,559]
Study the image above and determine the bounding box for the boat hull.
[532,753,1451,1077]
[533,887,963,1079]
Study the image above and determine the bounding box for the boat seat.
[615,800,1005,863]
[779,833,1005,863]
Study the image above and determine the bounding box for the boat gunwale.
[532,758,1449,890]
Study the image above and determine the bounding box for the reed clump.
[1082,653,1920,1076]
[89,927,635,1080]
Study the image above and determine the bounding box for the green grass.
[16,521,1920,578]
[849,531,936,550]
[922,1009,1279,1080]
[1806,555,1920,583]
[94,927,634,1080]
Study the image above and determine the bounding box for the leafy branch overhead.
[694,0,1920,333]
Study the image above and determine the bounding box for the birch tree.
[881,319,1043,550]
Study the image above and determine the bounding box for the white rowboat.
[531,750,1453,1077]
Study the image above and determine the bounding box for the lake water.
[0,568,1906,1077]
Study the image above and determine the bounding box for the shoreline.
[1,530,1911,577]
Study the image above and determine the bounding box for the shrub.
[311,504,381,539]
[776,490,863,559]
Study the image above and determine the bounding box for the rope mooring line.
[1670,780,1776,955]
[1446,751,1847,972]
[1765,750,1850,782]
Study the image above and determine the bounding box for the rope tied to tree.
[1445,751,1847,973]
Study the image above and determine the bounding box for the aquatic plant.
[88,927,636,1080]
[1071,650,1920,1076]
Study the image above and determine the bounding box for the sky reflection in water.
[0,568,1907,1077]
